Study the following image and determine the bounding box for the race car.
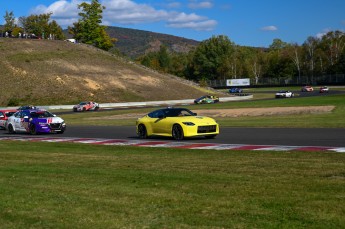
[229,88,243,93]
[319,86,329,93]
[6,109,66,135]
[73,101,99,112]
[0,109,17,129]
[194,95,219,104]
[275,90,294,98]
[136,107,219,140]
[18,105,38,110]
[301,85,314,92]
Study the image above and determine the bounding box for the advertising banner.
[226,78,250,86]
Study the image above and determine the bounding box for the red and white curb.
[1,136,344,153]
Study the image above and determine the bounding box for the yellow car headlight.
[182,122,195,126]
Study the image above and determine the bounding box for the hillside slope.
[0,38,219,106]
[106,26,199,58]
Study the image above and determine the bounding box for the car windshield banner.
[226,78,250,86]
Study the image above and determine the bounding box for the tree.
[48,20,65,40]
[303,36,319,81]
[25,13,52,38]
[69,0,113,50]
[17,16,28,34]
[250,49,266,84]
[191,35,235,81]
[320,31,345,73]
[157,45,171,72]
[269,38,288,51]
[3,11,15,33]
[287,43,302,83]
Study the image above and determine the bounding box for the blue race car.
[6,109,66,134]
[229,88,243,93]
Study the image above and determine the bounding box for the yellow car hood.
[177,116,217,124]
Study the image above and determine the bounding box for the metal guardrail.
[0,95,253,110]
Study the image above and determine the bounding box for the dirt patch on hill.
[91,106,335,120]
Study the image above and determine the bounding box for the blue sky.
[1,0,345,47]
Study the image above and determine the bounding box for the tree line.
[137,32,345,84]
[1,11,65,40]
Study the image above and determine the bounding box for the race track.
[2,126,342,147]
[1,89,344,148]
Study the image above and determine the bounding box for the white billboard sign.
[226,78,250,86]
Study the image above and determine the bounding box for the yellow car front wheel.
[172,124,184,140]
[137,124,148,139]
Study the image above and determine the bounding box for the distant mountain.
[104,26,199,58]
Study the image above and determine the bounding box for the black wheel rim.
[8,125,14,134]
[172,125,183,140]
[30,125,36,135]
[138,125,146,139]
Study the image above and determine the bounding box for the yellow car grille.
[197,125,217,133]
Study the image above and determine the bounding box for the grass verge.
[0,141,344,228]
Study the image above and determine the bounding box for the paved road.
[2,126,340,147]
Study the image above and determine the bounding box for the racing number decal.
[20,118,29,131]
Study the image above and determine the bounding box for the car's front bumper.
[183,124,219,137]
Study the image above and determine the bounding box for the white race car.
[319,86,329,93]
[73,101,99,112]
[275,90,294,98]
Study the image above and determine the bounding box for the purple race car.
[6,109,66,134]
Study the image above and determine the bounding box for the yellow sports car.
[136,107,219,140]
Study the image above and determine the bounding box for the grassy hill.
[63,26,199,58]
[0,38,219,107]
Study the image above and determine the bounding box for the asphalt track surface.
[60,126,345,147]
[1,126,344,147]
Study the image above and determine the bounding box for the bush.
[7,98,20,106]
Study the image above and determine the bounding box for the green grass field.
[0,141,344,228]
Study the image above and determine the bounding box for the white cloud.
[167,20,217,31]
[316,28,331,39]
[168,12,206,23]
[188,1,213,9]
[31,0,217,31]
[103,0,170,24]
[261,26,278,31]
[31,0,82,26]
[166,2,181,9]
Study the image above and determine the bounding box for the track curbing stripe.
[0,136,344,153]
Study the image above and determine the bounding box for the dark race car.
[18,105,38,110]
[229,88,243,93]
